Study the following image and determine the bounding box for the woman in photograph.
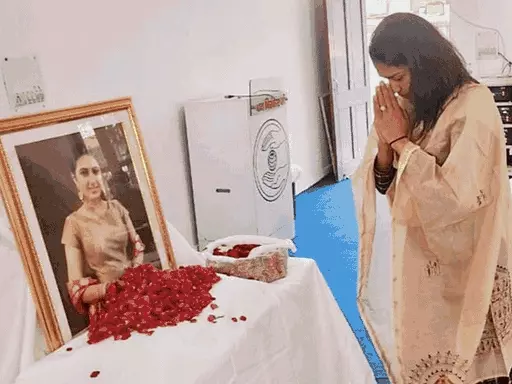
[62,153,145,316]
[352,13,512,384]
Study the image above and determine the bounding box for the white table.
[14,258,375,384]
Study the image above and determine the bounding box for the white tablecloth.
[0,219,211,384]
[14,258,374,384]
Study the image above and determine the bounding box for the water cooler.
[184,87,295,250]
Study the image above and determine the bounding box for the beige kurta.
[352,83,512,383]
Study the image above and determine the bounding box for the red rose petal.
[90,370,100,378]
[239,316,247,321]
[84,265,221,344]
[66,347,73,352]
[231,317,238,322]
[213,244,259,258]
[210,303,218,310]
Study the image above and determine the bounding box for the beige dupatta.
[352,83,512,383]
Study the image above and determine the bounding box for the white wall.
[449,0,512,79]
[0,0,330,245]
[474,0,512,71]
[449,1,479,73]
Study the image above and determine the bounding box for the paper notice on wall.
[476,31,499,60]
[1,56,46,113]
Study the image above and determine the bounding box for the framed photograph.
[0,98,176,352]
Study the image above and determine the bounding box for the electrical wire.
[450,4,512,76]
[224,90,285,100]
[499,52,512,76]
[449,5,506,55]
[224,93,277,99]
[449,4,512,76]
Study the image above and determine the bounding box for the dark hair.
[369,12,477,133]
[70,152,90,175]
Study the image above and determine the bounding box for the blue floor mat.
[292,178,388,380]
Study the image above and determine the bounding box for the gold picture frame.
[0,98,176,352]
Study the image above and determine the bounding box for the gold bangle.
[376,172,395,182]
[375,166,394,175]
[375,167,396,178]
[375,171,395,185]
[375,166,392,175]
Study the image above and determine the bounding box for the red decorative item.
[231,317,238,322]
[213,244,259,259]
[240,316,247,321]
[86,264,221,344]
[66,347,73,352]
[210,303,218,310]
[206,236,294,283]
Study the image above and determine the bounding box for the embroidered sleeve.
[394,87,499,230]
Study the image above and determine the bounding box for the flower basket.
[203,235,296,283]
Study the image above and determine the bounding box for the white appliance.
[184,92,295,250]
